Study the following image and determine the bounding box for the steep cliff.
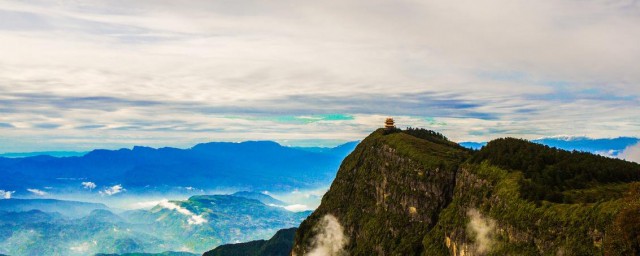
[291,129,469,255]
[291,129,640,255]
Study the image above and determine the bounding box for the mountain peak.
[292,128,470,254]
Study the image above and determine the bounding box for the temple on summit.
[385,117,395,130]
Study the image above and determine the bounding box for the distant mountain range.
[0,193,309,256]
[460,136,639,156]
[231,191,287,206]
[0,141,358,195]
[0,198,108,218]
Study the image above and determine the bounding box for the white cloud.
[82,181,97,190]
[99,184,125,196]
[0,190,15,199]
[27,188,47,196]
[619,143,640,163]
[308,214,348,256]
[157,199,207,225]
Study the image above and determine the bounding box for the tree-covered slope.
[291,128,640,255]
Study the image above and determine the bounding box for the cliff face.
[291,129,469,255]
[291,129,640,256]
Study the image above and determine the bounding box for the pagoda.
[384,117,395,130]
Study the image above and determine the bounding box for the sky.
[0,0,639,152]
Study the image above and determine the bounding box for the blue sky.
[0,0,639,152]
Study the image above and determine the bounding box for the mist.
[308,214,348,256]
[466,209,496,255]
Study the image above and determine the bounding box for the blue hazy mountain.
[460,136,639,155]
[0,194,310,256]
[231,191,287,206]
[0,141,358,193]
[0,198,109,218]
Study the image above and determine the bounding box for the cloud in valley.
[99,184,125,196]
[308,214,348,256]
[27,188,47,196]
[158,199,207,225]
[0,0,637,151]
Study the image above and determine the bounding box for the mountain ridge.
[292,128,640,255]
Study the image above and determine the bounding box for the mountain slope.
[203,227,297,256]
[292,128,640,255]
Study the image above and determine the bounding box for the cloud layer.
[0,0,639,151]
